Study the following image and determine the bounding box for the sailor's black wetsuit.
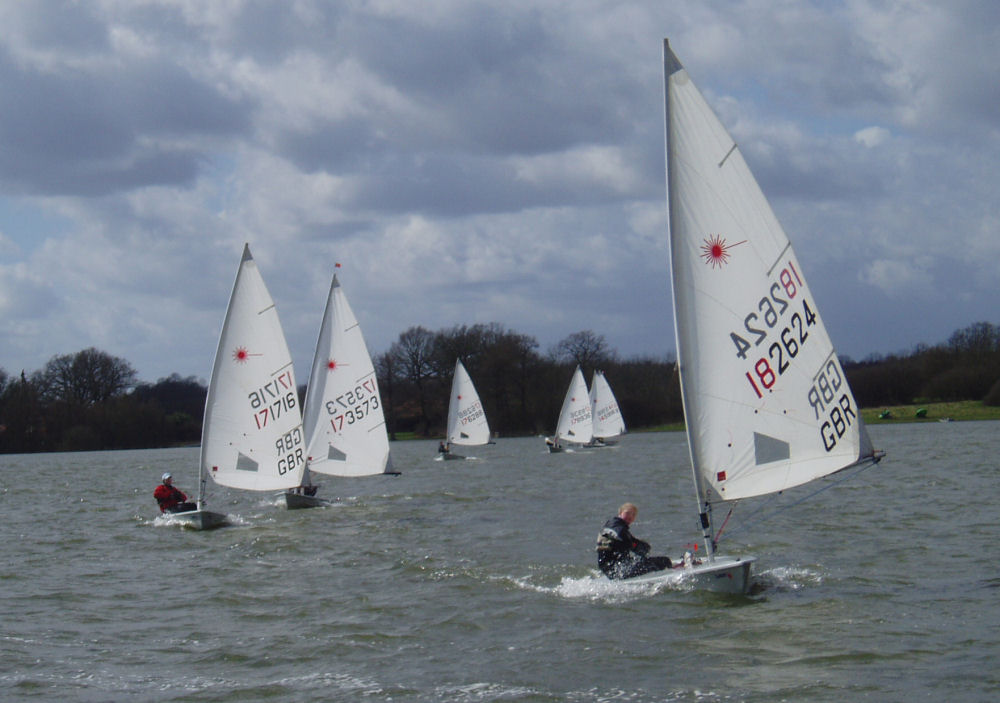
[596,516,672,579]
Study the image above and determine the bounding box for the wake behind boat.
[644,39,883,593]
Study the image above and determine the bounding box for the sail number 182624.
[730,261,817,399]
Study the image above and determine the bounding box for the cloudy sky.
[1,0,997,384]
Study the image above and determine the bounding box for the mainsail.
[554,366,593,446]
[446,359,491,446]
[301,274,392,477]
[664,38,878,506]
[589,370,625,442]
[200,244,306,492]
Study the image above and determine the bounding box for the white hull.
[171,509,228,530]
[628,555,755,595]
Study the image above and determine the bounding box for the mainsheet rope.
[713,457,881,545]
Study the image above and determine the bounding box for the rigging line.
[714,492,782,544]
[717,458,880,543]
[714,505,735,544]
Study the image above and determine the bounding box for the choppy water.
[1,422,998,702]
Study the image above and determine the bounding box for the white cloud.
[860,258,930,297]
[0,1,998,379]
[854,126,891,148]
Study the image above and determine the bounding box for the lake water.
[1,422,997,702]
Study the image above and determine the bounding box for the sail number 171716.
[731,261,817,399]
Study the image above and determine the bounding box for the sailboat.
[285,271,394,509]
[172,244,306,529]
[438,358,491,460]
[640,39,883,592]
[588,370,625,446]
[546,365,593,452]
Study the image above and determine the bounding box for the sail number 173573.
[324,378,380,432]
[730,261,817,399]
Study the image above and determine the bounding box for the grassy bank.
[860,400,1000,424]
[389,400,999,441]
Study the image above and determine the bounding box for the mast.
[663,38,718,561]
[197,469,207,511]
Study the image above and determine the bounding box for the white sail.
[589,370,625,441]
[446,359,491,446]
[301,273,392,477]
[554,366,593,445]
[200,244,306,492]
[664,39,877,504]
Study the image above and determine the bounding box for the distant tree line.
[843,321,1000,408]
[1,322,998,454]
[375,325,682,439]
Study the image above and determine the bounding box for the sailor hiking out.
[596,502,674,579]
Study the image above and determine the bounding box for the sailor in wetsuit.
[596,502,673,579]
[154,472,197,513]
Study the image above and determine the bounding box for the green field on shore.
[860,400,1000,424]
[391,401,999,440]
[641,401,1000,434]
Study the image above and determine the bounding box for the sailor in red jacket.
[154,473,196,513]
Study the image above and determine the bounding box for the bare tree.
[35,347,138,406]
[374,350,400,440]
[389,326,438,433]
[550,330,615,371]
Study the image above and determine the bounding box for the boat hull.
[284,492,329,509]
[629,555,755,595]
[172,509,228,530]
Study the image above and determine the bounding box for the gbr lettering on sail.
[247,368,304,475]
[728,257,858,452]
